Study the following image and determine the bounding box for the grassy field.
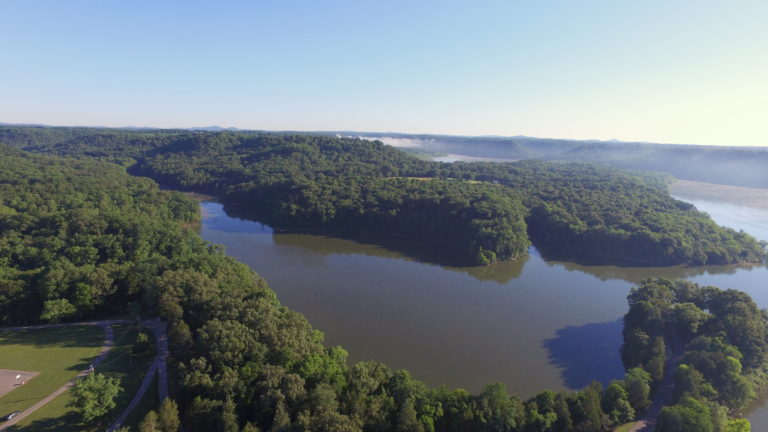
[6,324,156,432]
[614,422,638,432]
[0,325,103,419]
[124,373,158,429]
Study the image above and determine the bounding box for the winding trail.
[0,318,169,431]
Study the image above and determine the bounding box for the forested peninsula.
[1,142,764,430]
[1,126,765,267]
[622,279,764,431]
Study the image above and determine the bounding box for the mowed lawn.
[0,325,104,417]
[10,324,156,432]
[614,422,639,432]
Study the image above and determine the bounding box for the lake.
[198,187,768,423]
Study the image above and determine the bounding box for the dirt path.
[626,345,681,432]
[0,320,121,430]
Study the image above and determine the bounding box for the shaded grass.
[614,422,639,432]
[125,373,158,429]
[8,324,155,431]
[99,325,156,425]
[6,389,81,432]
[0,325,103,417]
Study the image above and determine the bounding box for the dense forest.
[1,145,762,430]
[621,278,765,431]
[0,144,198,323]
[1,126,765,266]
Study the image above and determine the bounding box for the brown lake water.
[199,194,768,423]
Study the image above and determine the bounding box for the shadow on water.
[200,201,274,235]
[537,249,757,284]
[535,241,755,278]
[543,319,626,390]
[221,201,482,266]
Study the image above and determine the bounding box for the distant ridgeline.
[1,126,765,266]
[1,144,765,431]
[347,132,768,190]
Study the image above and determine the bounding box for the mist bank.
[670,180,768,212]
[349,132,768,189]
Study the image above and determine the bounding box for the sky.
[2,1,767,146]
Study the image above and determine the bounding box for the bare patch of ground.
[669,180,768,212]
[0,369,38,398]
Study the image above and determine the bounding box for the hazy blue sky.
[2,1,766,146]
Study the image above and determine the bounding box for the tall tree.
[69,373,122,423]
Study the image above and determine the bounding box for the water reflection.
[448,257,529,284]
[208,201,760,286]
[201,202,274,234]
[542,255,750,284]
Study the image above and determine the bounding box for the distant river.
[670,193,768,244]
[198,190,768,423]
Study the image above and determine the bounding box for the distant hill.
[186,125,250,132]
[0,122,251,132]
[333,132,768,189]
[1,123,767,188]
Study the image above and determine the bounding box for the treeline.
[0,146,659,431]
[1,126,765,266]
[621,278,765,431]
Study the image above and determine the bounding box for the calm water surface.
[671,193,768,243]
[199,195,768,421]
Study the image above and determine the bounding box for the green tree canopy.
[69,372,122,423]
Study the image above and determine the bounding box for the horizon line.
[1,121,766,150]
